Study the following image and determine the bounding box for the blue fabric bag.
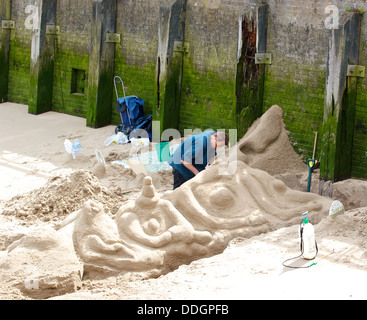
[116,96,145,126]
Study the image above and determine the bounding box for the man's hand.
[181,160,199,176]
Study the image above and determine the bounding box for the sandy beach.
[1,102,367,300]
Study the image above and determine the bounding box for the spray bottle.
[300,212,317,260]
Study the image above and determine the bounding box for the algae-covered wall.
[260,0,367,180]
[52,0,91,117]
[263,0,329,161]
[353,34,367,179]
[112,0,159,125]
[1,0,367,180]
[7,0,31,104]
[178,0,240,132]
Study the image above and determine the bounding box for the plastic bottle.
[64,139,82,159]
[301,212,317,260]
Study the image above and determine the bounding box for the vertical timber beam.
[153,0,187,142]
[28,0,57,114]
[235,2,268,140]
[256,2,268,116]
[87,0,117,128]
[0,0,12,102]
[320,12,361,182]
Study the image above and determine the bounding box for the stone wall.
[178,0,240,132]
[113,0,159,125]
[0,0,366,180]
[261,0,367,180]
[52,0,91,117]
[6,0,31,104]
[353,22,367,179]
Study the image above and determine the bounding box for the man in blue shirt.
[168,131,229,189]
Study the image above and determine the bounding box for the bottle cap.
[302,211,309,224]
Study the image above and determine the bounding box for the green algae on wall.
[7,35,31,104]
[236,16,262,140]
[86,0,117,128]
[155,51,184,137]
[179,62,237,133]
[352,77,367,179]
[28,44,55,115]
[152,0,187,140]
[351,30,367,179]
[112,56,156,126]
[319,12,362,181]
[263,68,325,162]
[52,50,89,117]
[179,1,239,134]
[112,0,159,127]
[28,0,57,115]
[3,0,367,180]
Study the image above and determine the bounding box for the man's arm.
[181,160,199,176]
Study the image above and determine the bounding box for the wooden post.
[153,0,187,142]
[86,0,117,128]
[235,3,268,140]
[0,0,12,102]
[320,12,361,181]
[28,0,57,114]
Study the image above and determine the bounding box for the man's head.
[211,132,229,149]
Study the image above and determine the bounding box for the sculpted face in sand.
[116,177,212,250]
[1,105,336,298]
[65,176,214,274]
[59,158,332,275]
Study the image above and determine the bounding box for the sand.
[1,102,367,300]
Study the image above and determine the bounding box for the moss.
[153,51,184,137]
[97,66,114,126]
[179,56,237,134]
[319,77,358,181]
[0,29,11,101]
[236,17,263,139]
[263,70,326,163]
[28,41,55,115]
[112,54,156,125]
[236,63,264,139]
[319,112,338,180]
[86,65,114,128]
[52,49,89,117]
[7,37,31,104]
[352,77,367,179]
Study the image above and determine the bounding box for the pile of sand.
[332,179,367,211]
[1,162,173,227]
[96,162,173,195]
[2,170,125,223]
[316,206,367,244]
[230,105,307,176]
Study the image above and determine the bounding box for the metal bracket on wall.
[255,53,272,65]
[347,65,365,78]
[106,32,121,44]
[1,20,15,29]
[174,41,189,54]
[46,24,60,35]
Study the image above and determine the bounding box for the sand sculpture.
[228,105,307,175]
[67,177,213,275]
[1,161,334,298]
[0,105,336,298]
